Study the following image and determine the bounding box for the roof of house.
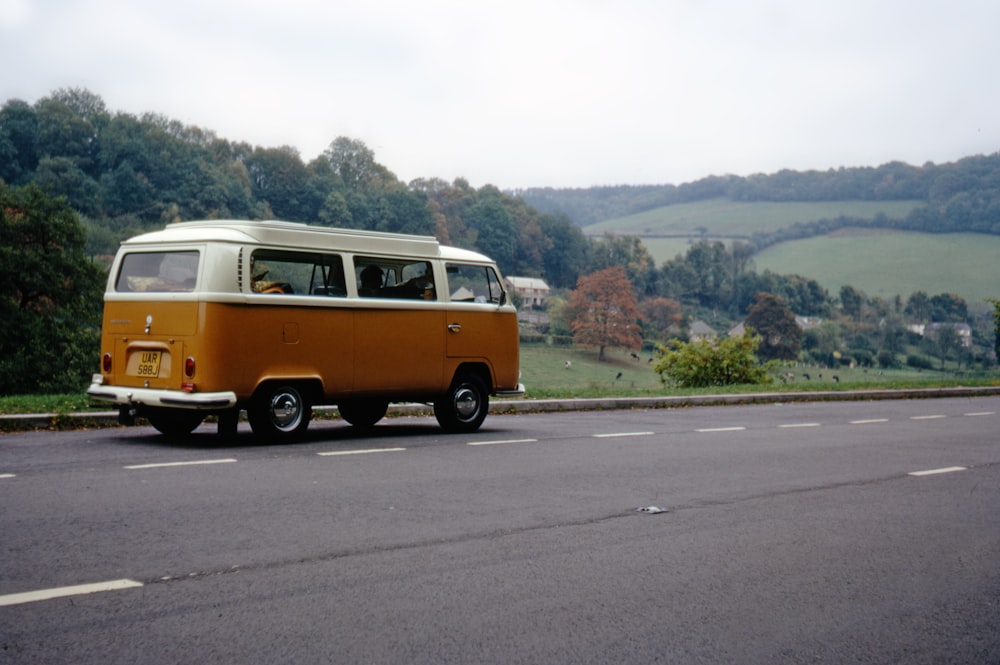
[689,320,717,336]
[506,276,550,291]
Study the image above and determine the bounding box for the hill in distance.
[580,197,1000,309]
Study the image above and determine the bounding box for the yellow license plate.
[135,351,162,378]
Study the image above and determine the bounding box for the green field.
[583,198,922,239]
[514,344,992,397]
[754,230,1000,306]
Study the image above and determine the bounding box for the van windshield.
[115,251,200,292]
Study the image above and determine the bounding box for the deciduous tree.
[0,184,105,393]
[567,267,642,361]
[745,292,802,362]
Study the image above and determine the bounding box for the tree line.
[0,88,596,289]
[517,155,1000,237]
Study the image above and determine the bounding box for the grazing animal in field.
[630,352,640,361]
[615,372,623,380]
[564,360,572,369]
[832,375,840,383]
[802,373,811,380]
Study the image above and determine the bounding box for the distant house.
[688,320,717,341]
[505,276,550,308]
[794,316,823,331]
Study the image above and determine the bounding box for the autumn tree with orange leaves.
[567,266,642,361]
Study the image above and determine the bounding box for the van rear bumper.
[494,383,526,397]
[87,381,237,410]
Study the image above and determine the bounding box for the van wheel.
[146,409,204,437]
[248,384,311,439]
[338,399,389,428]
[434,372,489,433]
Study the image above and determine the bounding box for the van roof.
[121,219,491,262]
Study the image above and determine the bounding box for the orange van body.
[88,220,522,438]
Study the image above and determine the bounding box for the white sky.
[2,0,998,189]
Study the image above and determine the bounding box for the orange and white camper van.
[87,220,523,439]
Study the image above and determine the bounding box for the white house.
[505,276,550,308]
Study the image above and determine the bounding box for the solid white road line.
[850,419,889,425]
[695,427,746,433]
[317,448,406,456]
[467,438,538,446]
[908,466,967,477]
[593,431,656,438]
[124,458,237,470]
[779,423,821,429]
[0,579,143,607]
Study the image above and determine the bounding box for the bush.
[877,350,898,369]
[906,354,935,370]
[848,349,874,367]
[654,332,773,388]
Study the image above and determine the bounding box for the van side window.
[250,249,346,296]
[116,251,199,292]
[446,264,505,304]
[355,257,435,300]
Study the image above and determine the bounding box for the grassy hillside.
[583,198,922,238]
[753,230,1000,306]
[579,198,995,305]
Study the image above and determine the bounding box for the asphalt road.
[2,397,999,664]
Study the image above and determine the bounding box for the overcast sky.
[2,0,998,189]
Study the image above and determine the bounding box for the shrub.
[877,350,898,369]
[848,349,874,367]
[654,332,773,388]
[906,354,935,370]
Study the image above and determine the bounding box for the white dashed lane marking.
[850,419,890,425]
[964,411,995,417]
[0,579,144,607]
[317,448,406,456]
[909,466,967,477]
[0,473,15,479]
[467,439,538,446]
[123,458,238,470]
[911,415,946,420]
[695,427,746,433]
[779,423,821,429]
[593,431,656,439]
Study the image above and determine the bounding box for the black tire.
[216,408,240,438]
[248,384,311,440]
[434,372,489,433]
[146,408,205,437]
[338,399,389,428]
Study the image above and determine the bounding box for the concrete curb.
[4,385,999,433]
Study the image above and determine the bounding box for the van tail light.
[184,356,196,378]
[102,353,112,373]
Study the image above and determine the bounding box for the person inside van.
[359,265,383,296]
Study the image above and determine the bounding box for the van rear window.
[115,251,200,292]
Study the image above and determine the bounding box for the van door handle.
[447,323,462,333]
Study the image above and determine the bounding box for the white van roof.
[121,219,492,262]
